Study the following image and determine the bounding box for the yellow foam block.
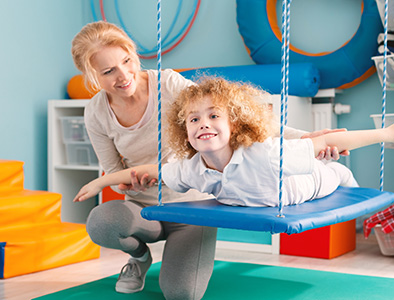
[0,160,24,195]
[0,222,100,278]
[0,190,61,230]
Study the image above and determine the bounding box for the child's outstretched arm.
[310,124,394,156]
[73,164,158,202]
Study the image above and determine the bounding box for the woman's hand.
[118,170,157,193]
[73,179,103,202]
[301,128,350,160]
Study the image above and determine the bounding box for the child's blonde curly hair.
[167,77,278,159]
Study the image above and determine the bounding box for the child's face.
[91,46,139,99]
[185,96,232,157]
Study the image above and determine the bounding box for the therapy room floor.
[1,233,393,300]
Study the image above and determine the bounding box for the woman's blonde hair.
[167,77,278,159]
[71,21,140,92]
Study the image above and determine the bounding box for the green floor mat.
[34,261,394,300]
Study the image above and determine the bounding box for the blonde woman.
[71,21,216,299]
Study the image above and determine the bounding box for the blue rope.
[157,0,163,206]
[278,0,291,218]
[380,0,388,192]
[285,0,290,126]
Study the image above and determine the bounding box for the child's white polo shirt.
[162,137,321,207]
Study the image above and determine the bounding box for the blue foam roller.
[180,63,320,97]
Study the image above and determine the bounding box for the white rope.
[278,0,291,217]
[157,0,163,205]
[379,0,388,192]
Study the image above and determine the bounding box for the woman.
[71,21,345,299]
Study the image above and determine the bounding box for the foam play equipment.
[280,219,356,259]
[67,74,98,99]
[102,186,125,202]
[236,0,383,89]
[34,261,394,300]
[101,172,125,202]
[0,160,24,195]
[180,63,320,97]
[0,160,100,278]
[142,187,394,234]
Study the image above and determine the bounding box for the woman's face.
[91,46,140,99]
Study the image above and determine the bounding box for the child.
[74,78,394,207]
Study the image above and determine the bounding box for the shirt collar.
[196,147,245,175]
[230,147,244,165]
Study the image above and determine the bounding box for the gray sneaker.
[115,249,152,294]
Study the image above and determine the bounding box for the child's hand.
[73,179,103,202]
[118,170,157,193]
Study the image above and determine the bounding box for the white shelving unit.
[48,99,100,224]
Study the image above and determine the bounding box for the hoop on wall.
[90,0,201,59]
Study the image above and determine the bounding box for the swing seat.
[141,186,394,234]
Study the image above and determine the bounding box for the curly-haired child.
[74,78,394,207]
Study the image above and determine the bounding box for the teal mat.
[34,261,394,300]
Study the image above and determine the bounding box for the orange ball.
[67,74,98,99]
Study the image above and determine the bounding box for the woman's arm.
[310,125,394,157]
[85,95,158,195]
[73,164,158,202]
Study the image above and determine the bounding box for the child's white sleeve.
[283,126,308,139]
[162,162,191,193]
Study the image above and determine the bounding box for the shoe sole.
[115,285,144,294]
[115,274,147,294]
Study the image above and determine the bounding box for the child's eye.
[190,117,198,123]
[125,58,131,64]
[211,114,219,119]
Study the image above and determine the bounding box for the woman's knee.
[159,225,217,300]
[161,282,204,300]
[86,200,134,245]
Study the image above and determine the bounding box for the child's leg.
[326,161,359,188]
[159,223,217,300]
[86,200,164,256]
[314,161,359,199]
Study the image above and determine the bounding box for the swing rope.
[380,0,388,192]
[157,0,163,206]
[285,0,291,126]
[278,0,291,217]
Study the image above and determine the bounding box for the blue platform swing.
[141,0,394,235]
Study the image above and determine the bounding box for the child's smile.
[198,133,217,140]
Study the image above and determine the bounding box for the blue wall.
[0,1,92,190]
[0,0,392,196]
